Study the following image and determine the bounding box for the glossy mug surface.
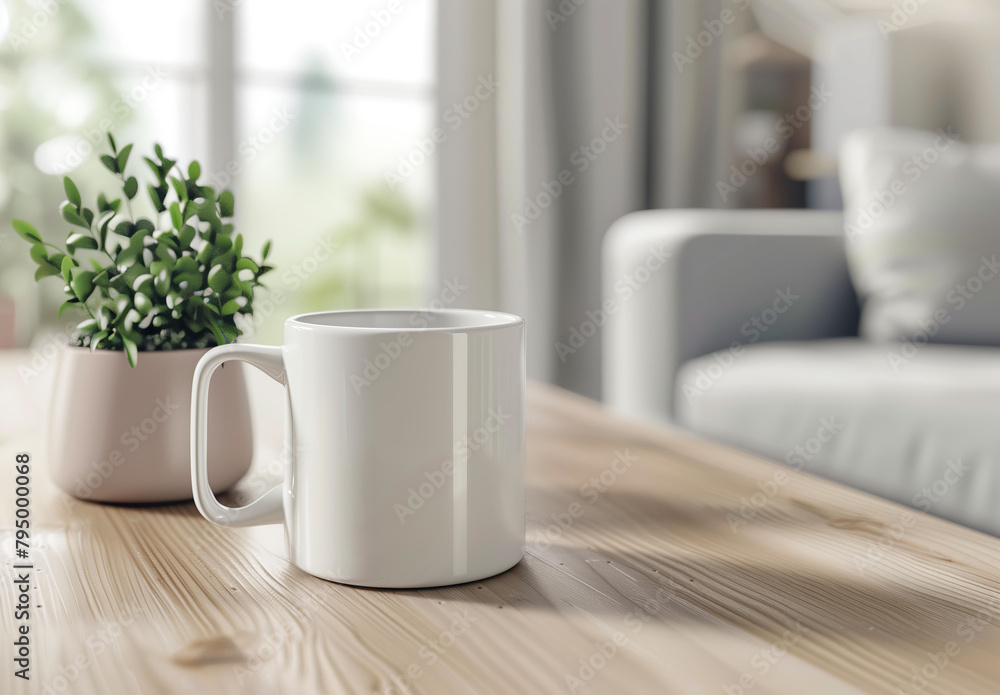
[190,309,525,588]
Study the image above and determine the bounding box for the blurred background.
[1,0,998,397]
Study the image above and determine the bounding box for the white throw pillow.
[840,128,1000,345]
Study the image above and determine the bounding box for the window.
[1,0,437,345]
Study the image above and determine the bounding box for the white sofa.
[603,209,1000,535]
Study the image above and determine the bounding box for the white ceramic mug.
[190,309,525,588]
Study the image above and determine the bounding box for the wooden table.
[2,352,1000,694]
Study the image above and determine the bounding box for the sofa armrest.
[602,209,858,424]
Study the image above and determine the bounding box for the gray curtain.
[437,0,745,399]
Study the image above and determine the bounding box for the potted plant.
[13,134,273,503]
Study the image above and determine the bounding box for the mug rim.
[286,308,524,333]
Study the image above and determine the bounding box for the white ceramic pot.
[48,346,252,503]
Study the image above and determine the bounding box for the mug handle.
[191,343,286,527]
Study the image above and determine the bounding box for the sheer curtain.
[436,0,744,399]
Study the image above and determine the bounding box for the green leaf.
[63,177,81,209]
[12,220,42,244]
[91,330,108,352]
[82,208,94,226]
[219,190,234,218]
[57,299,80,318]
[71,270,95,301]
[122,335,138,368]
[67,233,99,252]
[107,132,117,153]
[114,221,136,238]
[174,272,203,291]
[196,242,214,264]
[143,157,161,180]
[169,176,187,202]
[236,257,259,273]
[97,192,109,212]
[154,267,170,296]
[169,202,182,230]
[174,256,199,274]
[221,297,246,315]
[208,264,230,293]
[132,273,154,296]
[35,265,61,282]
[134,292,153,315]
[61,256,76,283]
[120,262,149,288]
[99,218,112,250]
[213,233,232,254]
[98,306,113,331]
[61,204,89,228]
[262,240,271,260]
[154,143,163,159]
[134,218,155,234]
[116,144,132,173]
[188,161,201,181]
[116,231,149,265]
[100,154,118,174]
[179,225,196,248]
[148,185,164,212]
[155,242,176,263]
[29,243,48,266]
[203,312,226,344]
[123,176,138,199]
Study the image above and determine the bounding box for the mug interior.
[288,309,522,332]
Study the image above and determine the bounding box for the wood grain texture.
[1,351,999,694]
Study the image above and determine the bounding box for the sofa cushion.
[840,128,1000,346]
[675,339,1000,534]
